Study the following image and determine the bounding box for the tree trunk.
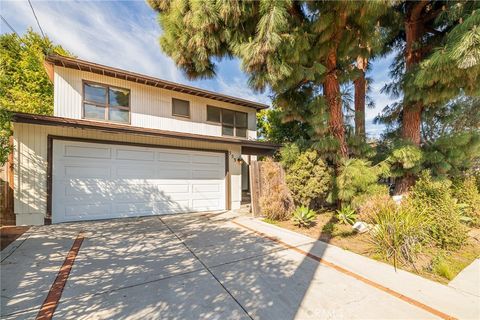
[395,1,428,194]
[354,56,367,140]
[401,102,422,145]
[324,48,348,158]
[403,2,426,145]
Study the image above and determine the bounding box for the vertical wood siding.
[13,123,242,225]
[54,67,258,139]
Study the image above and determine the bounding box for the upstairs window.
[83,82,130,123]
[207,105,248,138]
[172,98,190,118]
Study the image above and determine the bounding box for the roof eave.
[45,54,270,111]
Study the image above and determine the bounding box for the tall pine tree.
[149,0,390,159]
[381,1,479,192]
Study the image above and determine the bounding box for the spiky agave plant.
[335,206,357,225]
[292,206,317,227]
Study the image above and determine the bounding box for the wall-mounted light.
[229,152,244,165]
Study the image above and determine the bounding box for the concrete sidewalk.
[233,216,480,320]
[449,259,480,296]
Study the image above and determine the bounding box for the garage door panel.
[114,202,154,214]
[154,184,190,193]
[154,200,190,213]
[192,184,221,193]
[193,154,222,165]
[63,180,114,196]
[157,151,190,163]
[116,149,155,161]
[192,198,221,210]
[64,203,112,217]
[157,168,191,179]
[53,140,226,223]
[116,166,156,179]
[64,166,111,178]
[192,169,223,179]
[64,145,111,159]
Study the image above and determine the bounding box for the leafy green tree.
[149,0,390,158]
[256,108,311,144]
[1,29,70,114]
[0,109,12,165]
[0,29,71,164]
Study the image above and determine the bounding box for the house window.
[235,112,248,138]
[83,82,130,123]
[207,106,221,122]
[207,105,248,138]
[172,98,190,118]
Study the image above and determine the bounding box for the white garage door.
[52,140,226,223]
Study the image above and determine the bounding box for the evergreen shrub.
[286,149,332,208]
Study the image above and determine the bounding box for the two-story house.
[10,55,279,225]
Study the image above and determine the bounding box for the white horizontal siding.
[54,67,258,139]
[13,123,242,225]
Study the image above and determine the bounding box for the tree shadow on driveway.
[2,212,408,320]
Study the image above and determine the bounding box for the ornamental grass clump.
[369,202,428,269]
[355,194,395,223]
[408,171,467,249]
[452,176,480,226]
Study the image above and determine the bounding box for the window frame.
[82,80,131,124]
[172,98,191,118]
[206,105,248,138]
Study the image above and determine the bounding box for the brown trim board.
[47,135,231,223]
[13,112,281,152]
[36,231,84,320]
[232,220,456,320]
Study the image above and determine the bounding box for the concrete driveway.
[1,212,478,320]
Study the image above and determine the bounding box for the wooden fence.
[249,160,288,217]
[1,150,15,226]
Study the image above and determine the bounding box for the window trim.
[172,98,191,119]
[206,105,248,138]
[82,80,131,124]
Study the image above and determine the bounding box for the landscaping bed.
[264,211,480,284]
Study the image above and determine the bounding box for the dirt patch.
[1,226,29,251]
[266,211,480,284]
[274,211,372,255]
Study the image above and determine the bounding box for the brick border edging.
[36,232,85,320]
[232,220,456,320]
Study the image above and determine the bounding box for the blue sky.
[1,0,394,137]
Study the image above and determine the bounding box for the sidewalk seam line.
[158,217,254,320]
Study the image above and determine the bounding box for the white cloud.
[2,0,184,82]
